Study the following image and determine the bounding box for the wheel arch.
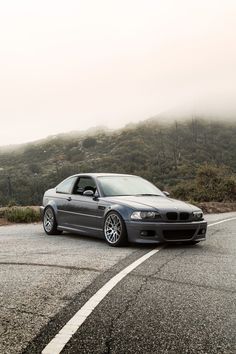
[44,201,58,222]
[103,204,130,221]
[103,208,128,246]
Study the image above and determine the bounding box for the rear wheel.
[103,211,127,247]
[43,206,62,235]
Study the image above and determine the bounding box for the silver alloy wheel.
[44,208,54,233]
[104,213,122,244]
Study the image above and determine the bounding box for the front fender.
[41,200,59,221]
[104,204,132,221]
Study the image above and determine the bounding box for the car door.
[54,176,78,227]
[66,176,105,233]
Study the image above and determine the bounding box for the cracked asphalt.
[0,212,235,354]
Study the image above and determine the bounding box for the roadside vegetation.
[0,206,41,224]
[0,118,235,210]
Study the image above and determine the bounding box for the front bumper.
[125,220,207,244]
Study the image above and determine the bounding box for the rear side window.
[56,176,77,194]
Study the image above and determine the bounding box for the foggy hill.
[0,117,235,206]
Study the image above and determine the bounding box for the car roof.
[70,173,138,178]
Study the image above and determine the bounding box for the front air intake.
[166,212,178,221]
[180,212,190,221]
[163,229,196,240]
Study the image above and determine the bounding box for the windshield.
[98,176,164,197]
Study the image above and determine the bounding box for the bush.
[195,165,236,202]
[171,164,236,202]
[82,137,97,148]
[4,206,41,223]
[171,181,196,201]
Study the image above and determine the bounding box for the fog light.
[199,228,206,235]
[140,230,155,237]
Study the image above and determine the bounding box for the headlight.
[192,211,203,220]
[131,211,161,220]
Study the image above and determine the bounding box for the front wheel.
[43,206,62,235]
[103,211,127,247]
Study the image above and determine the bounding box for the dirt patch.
[0,218,11,226]
[197,202,236,214]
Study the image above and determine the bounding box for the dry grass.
[0,206,41,225]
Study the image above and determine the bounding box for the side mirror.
[163,191,170,197]
[93,190,99,200]
[83,189,94,197]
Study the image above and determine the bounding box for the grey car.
[41,173,207,246]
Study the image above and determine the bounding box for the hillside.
[0,118,235,206]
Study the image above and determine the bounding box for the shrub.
[171,164,236,202]
[4,207,41,223]
[171,181,196,201]
[82,137,97,148]
[195,165,236,202]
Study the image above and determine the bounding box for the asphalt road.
[0,212,235,354]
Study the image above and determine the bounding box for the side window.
[73,177,97,195]
[56,176,77,194]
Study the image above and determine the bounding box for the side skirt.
[57,225,104,239]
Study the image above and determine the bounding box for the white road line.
[42,247,162,354]
[42,216,236,354]
[208,217,236,228]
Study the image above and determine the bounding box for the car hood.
[103,195,199,212]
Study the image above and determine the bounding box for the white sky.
[0,0,236,145]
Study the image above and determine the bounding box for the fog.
[0,0,236,146]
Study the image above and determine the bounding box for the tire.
[43,206,62,235]
[103,211,127,247]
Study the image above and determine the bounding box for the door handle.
[67,197,72,201]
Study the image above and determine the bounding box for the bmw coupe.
[41,173,207,246]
